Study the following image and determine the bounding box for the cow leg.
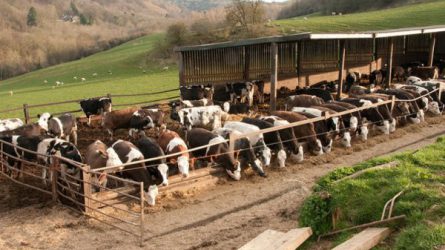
[72,131,78,145]
[87,116,91,126]
[108,129,114,140]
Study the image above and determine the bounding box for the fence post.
[51,156,59,202]
[229,133,236,159]
[82,165,93,215]
[391,95,396,112]
[139,182,145,247]
[23,104,30,124]
[107,93,112,99]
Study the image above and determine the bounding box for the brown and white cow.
[157,126,189,177]
[129,108,164,137]
[285,95,325,110]
[102,107,139,140]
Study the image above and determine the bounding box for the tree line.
[278,0,429,19]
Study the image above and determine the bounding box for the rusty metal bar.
[0,170,52,195]
[139,182,145,247]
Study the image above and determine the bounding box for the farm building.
[175,25,445,109]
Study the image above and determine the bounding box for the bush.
[395,224,445,250]
[299,192,333,236]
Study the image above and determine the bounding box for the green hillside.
[1,0,445,119]
[274,0,445,33]
[0,34,179,119]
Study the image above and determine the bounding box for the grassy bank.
[299,137,445,249]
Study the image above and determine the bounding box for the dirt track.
[1,115,445,250]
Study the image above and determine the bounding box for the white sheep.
[73,76,78,80]
[92,73,98,77]
[163,66,169,71]
[81,78,86,82]
[9,91,13,96]
[44,80,48,84]
[56,81,62,86]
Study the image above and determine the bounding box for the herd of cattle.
[0,69,444,206]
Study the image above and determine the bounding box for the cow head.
[290,145,304,163]
[52,141,82,178]
[389,118,397,133]
[178,110,192,131]
[251,159,266,177]
[256,142,271,167]
[406,76,422,85]
[377,120,391,135]
[177,156,189,178]
[277,149,287,168]
[350,116,358,131]
[341,132,352,148]
[157,163,169,186]
[145,185,159,206]
[37,113,52,131]
[99,98,112,113]
[428,101,441,115]
[358,125,369,141]
[225,161,241,181]
[106,147,124,170]
[313,139,324,156]
[322,138,333,153]
[223,102,230,113]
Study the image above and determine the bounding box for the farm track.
[1,115,445,249]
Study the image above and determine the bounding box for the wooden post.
[23,104,30,124]
[82,165,93,215]
[270,42,278,111]
[229,132,236,159]
[296,42,302,88]
[51,156,59,202]
[107,93,112,99]
[387,38,394,88]
[139,182,145,247]
[178,52,185,86]
[428,33,437,67]
[337,40,346,99]
[243,46,250,81]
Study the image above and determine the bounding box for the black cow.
[370,70,384,87]
[135,135,169,186]
[226,82,255,106]
[80,97,112,125]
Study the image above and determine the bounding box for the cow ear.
[49,115,53,120]
[37,114,41,118]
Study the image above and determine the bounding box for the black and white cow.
[222,121,272,168]
[241,117,287,168]
[129,109,164,137]
[38,113,78,145]
[111,140,160,206]
[294,112,334,152]
[396,85,442,115]
[180,85,214,101]
[339,98,390,135]
[135,135,169,186]
[374,89,424,123]
[1,135,43,178]
[346,72,361,92]
[259,116,304,163]
[370,70,384,87]
[37,138,83,184]
[329,101,369,141]
[226,82,255,106]
[357,94,397,132]
[187,128,241,181]
[80,97,112,125]
[0,118,24,133]
[172,105,225,131]
[214,128,266,176]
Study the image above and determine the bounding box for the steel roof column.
[387,38,394,88]
[270,42,278,111]
[337,40,346,99]
[428,33,437,67]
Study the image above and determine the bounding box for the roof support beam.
[387,38,394,88]
[428,34,437,67]
[178,52,185,86]
[337,40,346,99]
[270,42,278,111]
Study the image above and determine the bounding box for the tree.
[27,7,37,27]
[166,23,189,46]
[225,0,265,33]
[79,14,93,25]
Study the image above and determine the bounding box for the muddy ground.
[1,115,445,250]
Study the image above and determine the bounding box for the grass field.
[0,34,179,119]
[275,0,445,33]
[299,137,445,249]
[2,0,445,119]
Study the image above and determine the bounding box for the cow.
[157,126,189,177]
[0,123,44,137]
[0,135,43,178]
[37,138,83,185]
[392,66,406,82]
[291,107,339,133]
[214,128,266,176]
[370,70,384,87]
[241,117,287,168]
[102,107,139,140]
[84,140,124,190]
[171,105,225,131]
[309,81,337,92]
[339,98,390,135]
[375,89,423,123]
[252,80,265,104]
[396,85,442,115]
[296,112,334,152]
[271,111,323,156]
[222,121,272,168]
[135,135,169,186]
[227,103,251,115]
[0,118,24,133]
[346,72,361,93]
[319,103,358,132]
[129,109,164,137]
[295,88,334,102]
[226,82,255,106]
[356,94,398,132]
[180,85,214,101]
[186,128,241,181]
[37,113,78,145]
[111,140,160,206]
[80,97,112,125]
[329,101,369,141]
[259,116,304,163]
[180,99,214,108]
[285,95,325,110]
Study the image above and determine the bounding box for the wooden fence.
[0,88,180,123]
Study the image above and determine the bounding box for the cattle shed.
[175,25,445,110]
